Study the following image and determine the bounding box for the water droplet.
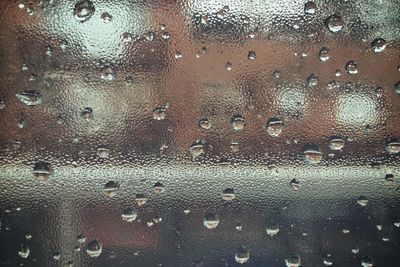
[81,107,93,121]
[0,99,5,110]
[52,253,61,260]
[135,193,148,206]
[231,115,246,131]
[303,145,323,164]
[16,90,42,106]
[121,208,137,222]
[361,257,374,267]
[273,70,281,78]
[175,52,182,59]
[345,61,358,74]
[395,82,400,95]
[18,245,30,259]
[154,182,165,193]
[100,12,112,23]
[225,62,233,71]
[77,234,86,243]
[161,32,170,40]
[33,161,52,181]
[144,31,154,41]
[190,141,204,159]
[17,112,24,128]
[96,145,110,158]
[385,174,395,183]
[290,178,301,191]
[184,209,190,214]
[319,47,331,61]
[25,234,32,240]
[328,137,345,150]
[343,229,350,234]
[285,255,301,267]
[100,65,115,81]
[103,181,118,197]
[74,0,95,22]
[45,45,53,57]
[203,212,220,229]
[248,51,256,60]
[60,40,68,50]
[351,247,359,254]
[394,222,400,227]
[74,245,81,252]
[335,70,342,77]
[266,118,283,137]
[86,240,102,257]
[230,141,240,152]
[307,74,319,88]
[122,32,133,42]
[376,224,382,230]
[235,246,250,264]
[236,223,243,231]
[153,108,167,121]
[266,225,280,236]
[371,38,386,53]
[326,14,343,33]
[323,254,333,266]
[222,188,235,201]
[357,196,369,207]
[385,141,400,154]
[199,118,211,129]
[304,1,317,14]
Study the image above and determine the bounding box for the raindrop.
[60,40,68,50]
[222,188,235,201]
[304,1,317,14]
[135,193,148,206]
[371,38,386,53]
[361,257,374,267]
[175,52,183,59]
[335,70,342,77]
[273,70,281,78]
[53,253,61,260]
[17,112,24,128]
[161,32,170,40]
[145,32,154,41]
[290,178,301,191]
[357,196,369,207]
[18,245,30,259]
[153,108,167,121]
[122,32,133,42]
[376,224,382,230]
[100,65,115,81]
[385,174,395,183]
[385,141,400,154]
[100,12,112,23]
[319,47,331,61]
[81,107,93,121]
[203,212,220,229]
[190,141,204,159]
[302,145,323,164]
[328,137,345,150]
[395,82,400,95]
[45,45,53,57]
[307,74,319,88]
[74,0,95,22]
[25,234,32,240]
[323,254,333,266]
[235,246,250,264]
[266,225,280,236]
[154,182,165,193]
[285,255,301,267]
[230,141,240,152]
[32,161,52,181]
[16,90,42,106]
[394,222,400,227]
[345,61,358,74]
[103,181,118,197]
[77,234,86,243]
[86,240,102,258]
[351,247,359,254]
[225,62,233,71]
[199,118,211,129]
[231,115,246,131]
[121,208,137,222]
[266,118,283,137]
[97,145,110,158]
[0,99,5,109]
[326,14,343,33]
[74,245,81,252]
[248,51,256,60]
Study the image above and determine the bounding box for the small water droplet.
[184,209,190,214]
[45,45,53,57]
[153,108,167,121]
[319,47,331,61]
[100,65,115,81]
[190,141,204,159]
[345,61,358,74]
[74,0,95,22]
[273,70,281,78]
[16,90,42,106]
[235,246,250,264]
[74,245,81,252]
[385,141,400,154]
[60,40,68,50]
[361,257,374,267]
[225,62,233,71]
[371,38,386,53]
[135,193,148,206]
[266,225,280,236]
[0,99,5,110]
[357,196,369,207]
[329,137,345,150]
[203,212,219,229]
[376,224,382,231]
[81,107,93,121]
[199,118,212,129]
[100,12,112,23]
[97,145,110,158]
[18,245,30,259]
[161,32,170,40]
[230,141,240,152]
[323,254,333,266]
[25,234,32,240]
[303,145,323,164]
[222,188,235,201]
[290,178,301,191]
[231,115,246,131]
[326,14,343,33]
[266,118,283,137]
[121,208,137,222]
[52,253,61,260]
[395,82,400,95]
[77,234,86,243]
[175,52,182,59]
[86,240,102,257]
[351,247,359,254]
[285,255,301,267]
[122,32,133,42]
[248,51,256,60]
[33,161,52,181]
[103,181,118,197]
[304,1,317,14]
[154,182,165,193]
[394,222,400,227]
[307,74,319,88]
[335,69,342,77]
[236,223,243,231]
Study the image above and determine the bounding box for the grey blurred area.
[0,0,400,266]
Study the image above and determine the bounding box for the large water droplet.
[190,141,204,159]
[319,47,331,61]
[103,181,118,197]
[16,90,42,106]
[199,118,212,129]
[346,61,358,74]
[385,141,400,154]
[81,107,93,121]
[18,245,30,259]
[100,65,115,81]
[371,38,386,53]
[32,161,52,181]
[222,188,235,201]
[248,51,256,60]
[304,1,317,14]
[97,145,110,158]
[203,212,220,229]
[285,255,301,267]
[86,240,102,257]
[135,193,148,206]
[328,137,345,150]
[303,145,323,164]
[266,118,283,137]
[100,12,112,23]
[153,108,167,121]
[232,115,246,131]
[225,62,233,71]
[290,178,301,191]
[74,0,95,22]
[154,182,165,193]
[385,174,395,183]
[307,74,319,88]
[235,246,250,264]
[121,208,137,222]
[326,14,343,33]
[266,225,280,236]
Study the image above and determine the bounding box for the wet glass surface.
[0,0,400,266]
